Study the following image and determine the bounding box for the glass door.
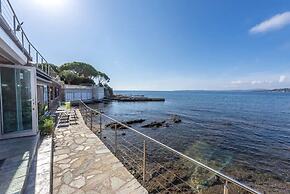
[0,65,37,138]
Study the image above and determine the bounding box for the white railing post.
[84,107,86,124]
[21,31,24,47]
[143,140,146,184]
[114,124,117,154]
[13,15,16,33]
[28,43,31,56]
[224,180,229,194]
[99,114,102,138]
[36,52,38,64]
[90,111,93,131]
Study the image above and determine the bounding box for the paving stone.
[110,177,126,191]
[58,184,76,194]
[70,176,86,188]
[63,171,73,184]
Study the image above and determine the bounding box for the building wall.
[93,86,105,100]
[63,85,104,102]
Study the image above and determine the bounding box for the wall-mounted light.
[16,22,24,31]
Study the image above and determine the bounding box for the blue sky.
[11,0,290,90]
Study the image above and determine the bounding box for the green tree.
[57,61,110,86]
[48,63,60,74]
[59,70,78,84]
[97,72,110,85]
[59,62,99,79]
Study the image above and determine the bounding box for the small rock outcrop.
[141,121,166,128]
[170,115,182,123]
[105,119,146,129]
[141,115,182,129]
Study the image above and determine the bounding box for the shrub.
[38,104,48,117]
[39,115,55,136]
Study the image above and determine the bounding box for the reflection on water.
[89,90,290,193]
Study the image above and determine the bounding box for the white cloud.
[279,75,287,83]
[231,79,276,86]
[251,80,262,85]
[231,80,243,85]
[250,12,290,34]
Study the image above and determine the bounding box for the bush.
[38,103,48,117]
[39,115,55,136]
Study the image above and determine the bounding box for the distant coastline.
[269,88,290,92]
[115,88,290,93]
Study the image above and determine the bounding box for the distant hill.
[271,88,290,92]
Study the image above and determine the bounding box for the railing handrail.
[0,0,57,78]
[79,100,262,194]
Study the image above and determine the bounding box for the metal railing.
[0,0,57,78]
[79,100,262,194]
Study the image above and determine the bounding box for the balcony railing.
[79,100,262,194]
[0,0,57,78]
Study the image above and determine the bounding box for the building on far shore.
[0,0,61,139]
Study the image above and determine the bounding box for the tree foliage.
[56,61,110,86]
[97,72,110,86]
[59,70,78,85]
[59,62,99,79]
[48,63,60,74]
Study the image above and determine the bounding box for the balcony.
[0,0,57,79]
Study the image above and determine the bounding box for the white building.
[63,84,105,103]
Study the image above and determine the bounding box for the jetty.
[110,94,165,102]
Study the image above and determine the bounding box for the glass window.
[0,67,32,134]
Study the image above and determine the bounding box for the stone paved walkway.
[53,110,147,194]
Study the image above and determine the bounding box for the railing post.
[21,31,24,47]
[79,101,81,114]
[28,43,31,56]
[81,104,83,115]
[84,108,87,125]
[13,15,16,33]
[114,124,117,154]
[36,52,38,64]
[143,140,146,184]
[224,180,228,194]
[99,113,102,138]
[90,111,93,131]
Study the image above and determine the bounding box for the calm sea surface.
[91,90,290,191]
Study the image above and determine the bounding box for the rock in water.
[141,121,166,128]
[105,122,128,129]
[171,115,182,123]
[125,119,146,124]
[105,119,145,129]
